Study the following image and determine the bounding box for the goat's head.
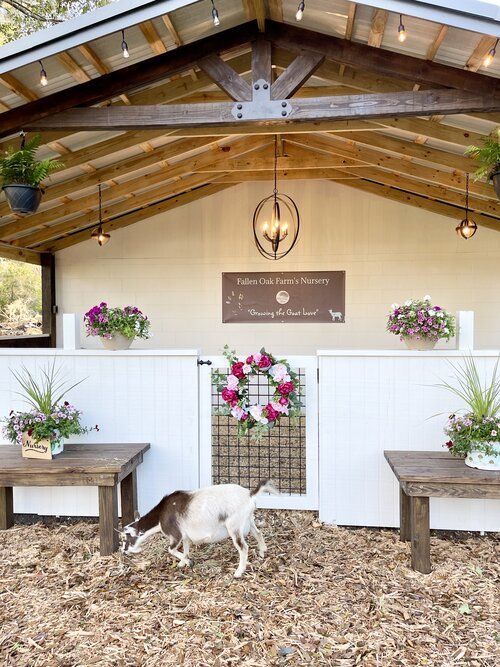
[119,511,143,553]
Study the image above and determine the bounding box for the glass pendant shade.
[91,184,111,246]
[456,218,477,239]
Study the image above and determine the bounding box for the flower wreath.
[214,345,302,438]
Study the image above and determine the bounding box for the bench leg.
[98,485,118,555]
[399,486,411,542]
[120,469,137,527]
[0,487,13,530]
[410,496,431,574]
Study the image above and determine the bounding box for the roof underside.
[0,0,498,264]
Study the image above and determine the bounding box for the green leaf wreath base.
[213,345,303,439]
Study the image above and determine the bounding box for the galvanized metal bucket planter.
[3,184,42,214]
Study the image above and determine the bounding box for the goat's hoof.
[234,570,244,579]
[259,551,266,559]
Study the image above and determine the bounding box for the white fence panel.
[319,351,500,532]
[0,350,199,516]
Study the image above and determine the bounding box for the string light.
[397,14,407,43]
[483,38,498,68]
[456,173,477,240]
[121,29,130,58]
[91,184,111,246]
[296,1,305,22]
[211,0,220,27]
[39,60,48,86]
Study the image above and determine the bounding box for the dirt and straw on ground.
[0,511,498,666]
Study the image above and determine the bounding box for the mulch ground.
[0,511,498,666]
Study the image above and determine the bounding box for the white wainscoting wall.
[0,349,199,516]
[318,350,500,532]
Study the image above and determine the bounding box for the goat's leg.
[228,529,249,578]
[177,538,192,568]
[250,515,267,558]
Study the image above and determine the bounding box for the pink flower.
[246,356,254,364]
[253,352,262,364]
[231,362,245,379]
[265,403,279,422]
[271,400,288,415]
[226,374,239,390]
[231,406,245,420]
[278,381,295,396]
[279,397,289,406]
[221,388,237,403]
[258,355,272,369]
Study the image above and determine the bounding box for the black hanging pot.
[3,184,42,214]
[489,165,500,200]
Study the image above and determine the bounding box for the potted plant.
[438,356,500,471]
[386,295,455,350]
[0,133,62,214]
[2,361,97,458]
[466,127,500,200]
[84,302,151,350]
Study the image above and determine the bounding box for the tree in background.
[0,1,111,43]
[0,258,42,334]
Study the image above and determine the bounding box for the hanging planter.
[0,133,62,215]
[466,128,500,201]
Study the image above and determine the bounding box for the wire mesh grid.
[211,368,306,495]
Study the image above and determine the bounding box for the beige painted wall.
[56,180,500,354]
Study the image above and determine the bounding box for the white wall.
[56,180,500,354]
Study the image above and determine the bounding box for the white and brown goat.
[120,480,276,578]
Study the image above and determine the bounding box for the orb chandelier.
[252,137,300,260]
[91,184,111,246]
[455,173,477,240]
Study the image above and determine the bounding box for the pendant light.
[91,184,111,246]
[483,39,498,68]
[39,60,48,86]
[121,29,130,58]
[296,1,305,22]
[211,0,220,27]
[455,173,477,239]
[397,15,407,43]
[252,137,300,260]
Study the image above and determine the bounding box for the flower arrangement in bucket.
[84,302,151,350]
[2,361,97,459]
[387,295,455,350]
[213,345,302,440]
[437,355,500,471]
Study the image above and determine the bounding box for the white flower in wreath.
[226,374,239,390]
[260,417,269,425]
[249,404,263,421]
[270,363,288,382]
[428,309,436,317]
[272,400,289,415]
[242,364,252,374]
[231,406,245,421]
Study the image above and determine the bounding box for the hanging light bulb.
[296,0,305,22]
[91,184,111,246]
[121,29,130,58]
[39,60,48,86]
[211,0,220,27]
[398,15,407,43]
[483,39,498,68]
[456,173,477,240]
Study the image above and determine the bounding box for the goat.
[119,480,277,578]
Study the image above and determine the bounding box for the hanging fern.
[465,127,500,181]
[0,134,63,187]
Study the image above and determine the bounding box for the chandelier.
[252,137,300,260]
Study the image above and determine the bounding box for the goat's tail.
[250,479,279,496]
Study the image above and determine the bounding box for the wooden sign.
[222,271,345,323]
[22,433,52,460]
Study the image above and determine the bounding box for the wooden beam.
[339,2,357,76]
[162,14,182,47]
[140,20,168,55]
[372,117,485,149]
[252,38,272,85]
[271,51,325,99]
[339,178,499,232]
[37,183,237,252]
[195,154,364,172]
[0,241,42,264]
[198,54,252,101]
[77,44,131,104]
[265,20,499,95]
[57,52,91,84]
[28,89,500,131]
[0,21,259,138]
[252,1,266,32]
[212,169,360,182]
[466,35,497,72]
[426,25,448,61]
[368,9,388,48]
[268,0,283,22]
[0,73,38,103]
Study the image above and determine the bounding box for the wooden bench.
[0,443,150,555]
[385,450,500,573]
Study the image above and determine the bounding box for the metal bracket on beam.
[231,79,292,120]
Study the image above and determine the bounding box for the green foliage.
[465,128,500,180]
[437,355,500,420]
[0,134,63,187]
[0,1,112,44]
[10,359,86,413]
[0,258,41,319]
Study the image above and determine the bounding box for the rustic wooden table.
[0,443,150,555]
[384,450,500,573]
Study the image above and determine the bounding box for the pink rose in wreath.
[278,381,295,396]
[258,355,272,369]
[221,388,237,403]
[246,355,254,364]
[265,403,280,422]
[231,362,246,379]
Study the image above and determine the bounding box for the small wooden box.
[21,433,52,460]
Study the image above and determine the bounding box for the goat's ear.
[134,510,141,521]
